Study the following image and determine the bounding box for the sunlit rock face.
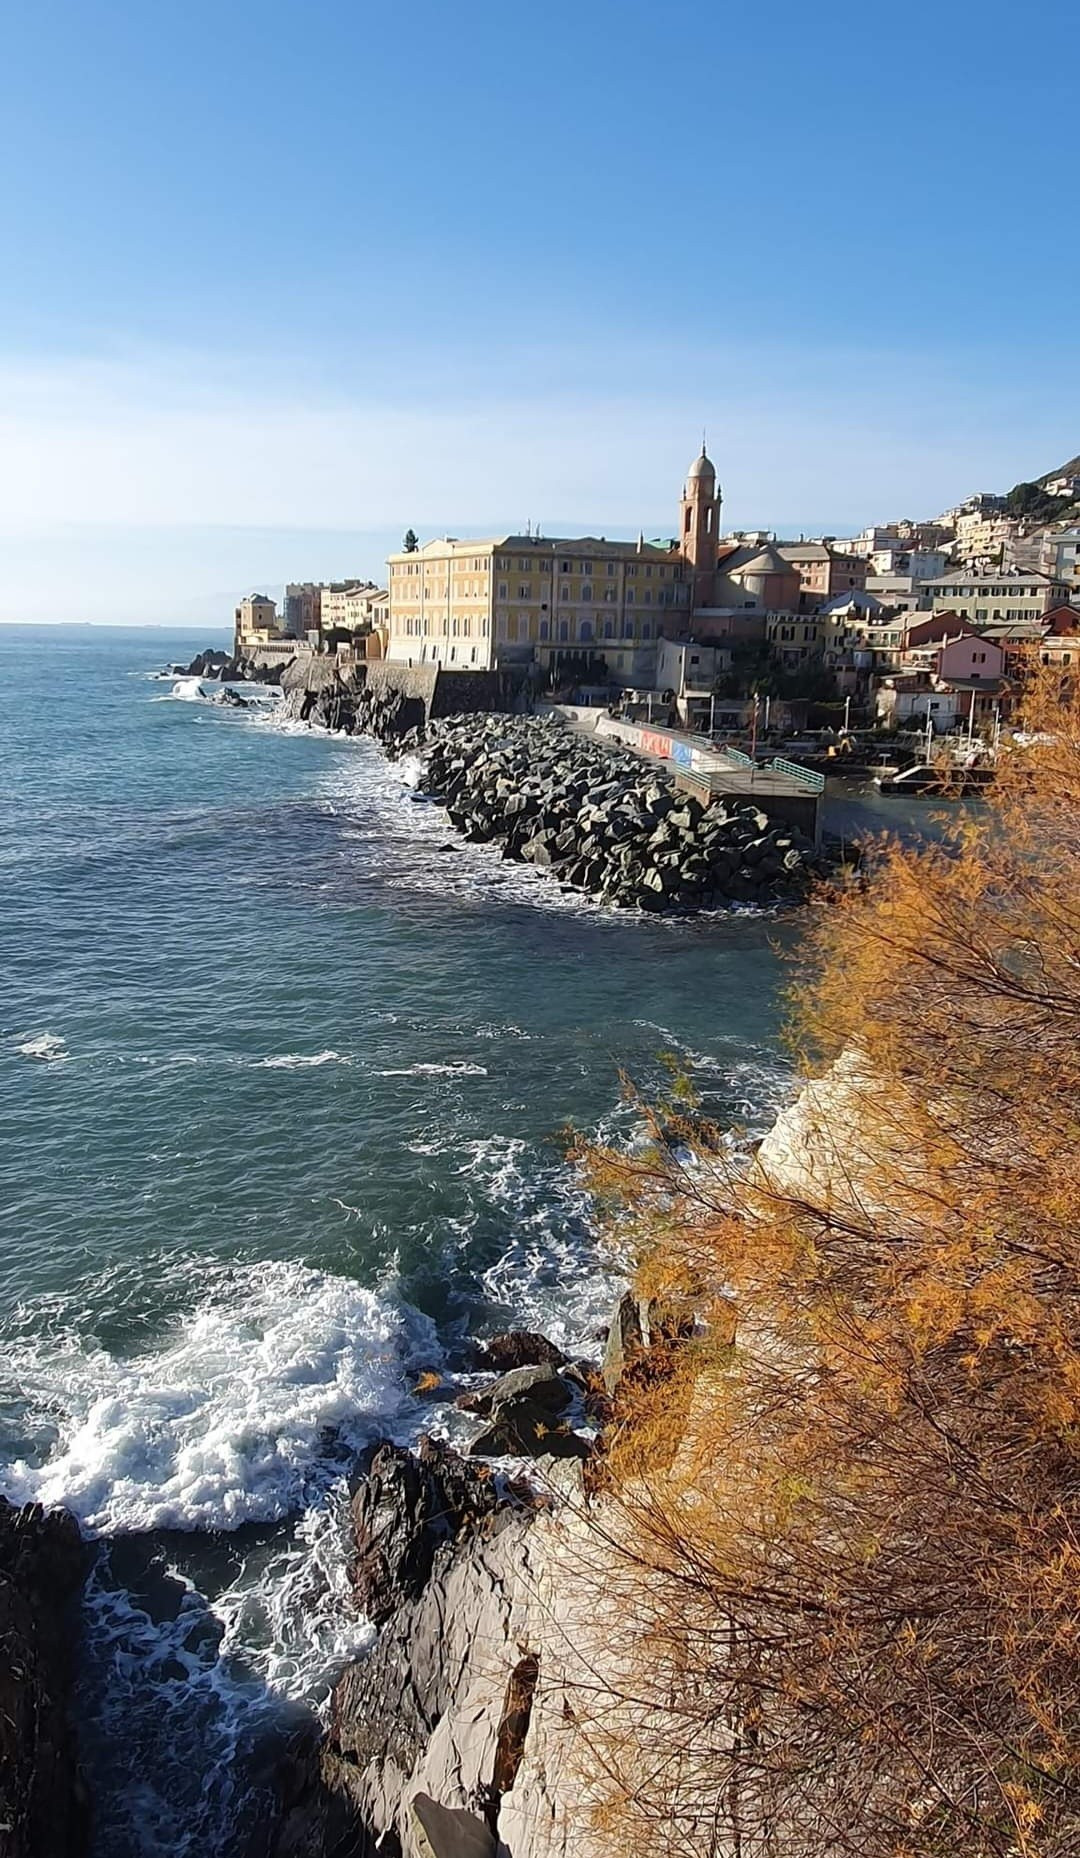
[753,1048,927,1222]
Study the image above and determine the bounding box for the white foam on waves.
[252,1049,347,1070]
[78,1486,376,1858]
[16,1031,68,1062]
[375,1061,488,1078]
[2,1259,436,1534]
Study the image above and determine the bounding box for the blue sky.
[2,0,1077,622]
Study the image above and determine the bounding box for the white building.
[867,546,949,580]
[925,568,1070,625]
[1046,472,1080,499]
[1038,527,1080,593]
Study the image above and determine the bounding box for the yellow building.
[387,533,690,681]
[234,592,279,654]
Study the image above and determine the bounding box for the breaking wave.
[2,1259,436,1534]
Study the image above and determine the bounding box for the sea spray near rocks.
[2,1261,438,1534]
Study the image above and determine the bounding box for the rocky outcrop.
[0,1499,90,1858]
[181,647,286,684]
[278,660,427,747]
[419,714,819,912]
[272,1296,698,1858]
[462,1364,589,1461]
[273,1444,557,1858]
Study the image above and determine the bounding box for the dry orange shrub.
[577,666,1080,1857]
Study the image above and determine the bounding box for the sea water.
[0,624,797,1854]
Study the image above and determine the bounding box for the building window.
[582,584,592,601]
[498,582,507,598]
[623,619,633,639]
[560,559,570,573]
[626,589,634,605]
[539,619,549,640]
[607,561,616,576]
[580,620,593,642]
[559,620,569,642]
[561,584,569,601]
[518,583,530,599]
[603,619,614,639]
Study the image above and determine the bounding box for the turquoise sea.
[0,624,798,1855]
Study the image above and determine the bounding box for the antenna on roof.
[702,426,707,455]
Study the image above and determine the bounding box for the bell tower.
[680,443,721,610]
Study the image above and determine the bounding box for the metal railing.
[768,756,825,793]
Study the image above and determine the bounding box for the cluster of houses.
[231,450,1080,741]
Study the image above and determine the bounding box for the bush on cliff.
[579,665,1080,1857]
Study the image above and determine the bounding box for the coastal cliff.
[0,1500,89,1858]
[272,1325,666,1858]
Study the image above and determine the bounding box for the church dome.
[687,447,716,484]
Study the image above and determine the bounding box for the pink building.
[937,635,1004,681]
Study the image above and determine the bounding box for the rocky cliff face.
[0,1500,90,1858]
[269,1312,663,1858]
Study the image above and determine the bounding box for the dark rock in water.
[0,1498,91,1858]
[182,646,287,686]
[467,1364,587,1459]
[465,1362,574,1420]
[350,1437,500,1627]
[471,1331,568,1373]
[468,1412,588,1460]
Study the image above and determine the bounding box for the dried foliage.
[578,668,1080,1857]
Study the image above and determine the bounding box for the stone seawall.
[279,659,520,745]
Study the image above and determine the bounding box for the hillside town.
[231,446,1080,745]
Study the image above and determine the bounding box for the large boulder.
[471,1332,568,1373]
[350,1438,499,1625]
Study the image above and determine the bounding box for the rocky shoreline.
[0,1298,670,1858]
[272,1301,669,1858]
[270,658,828,913]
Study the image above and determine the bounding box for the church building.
[384,445,794,681]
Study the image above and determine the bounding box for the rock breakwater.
[418,713,819,911]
